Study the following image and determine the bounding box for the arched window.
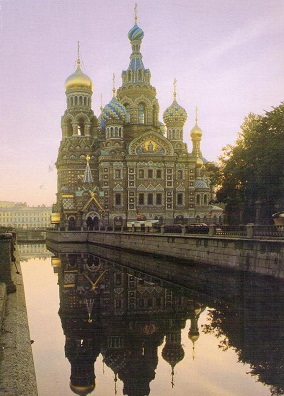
[196,194,201,205]
[77,118,85,136]
[204,195,208,205]
[138,103,145,124]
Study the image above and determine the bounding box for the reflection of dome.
[65,62,93,92]
[163,100,187,127]
[190,122,203,138]
[128,23,144,41]
[70,381,95,396]
[102,96,127,125]
[103,349,127,374]
[161,332,185,369]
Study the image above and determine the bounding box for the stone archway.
[86,212,100,230]
[68,216,76,230]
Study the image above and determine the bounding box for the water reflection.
[49,248,284,396]
[53,253,205,395]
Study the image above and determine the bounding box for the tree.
[216,102,284,224]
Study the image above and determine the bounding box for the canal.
[19,244,283,396]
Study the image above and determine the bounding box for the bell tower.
[56,44,98,195]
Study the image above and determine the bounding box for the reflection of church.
[52,252,205,395]
[51,7,222,230]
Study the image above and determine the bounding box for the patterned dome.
[128,23,144,41]
[163,100,187,127]
[102,96,127,125]
[65,62,92,92]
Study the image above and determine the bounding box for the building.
[0,202,52,229]
[51,12,222,230]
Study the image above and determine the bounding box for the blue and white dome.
[102,97,127,125]
[128,23,144,41]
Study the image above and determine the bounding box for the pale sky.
[0,0,283,206]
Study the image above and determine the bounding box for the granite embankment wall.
[47,231,284,279]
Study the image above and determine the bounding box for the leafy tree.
[216,102,284,224]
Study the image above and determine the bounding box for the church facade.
[51,16,222,230]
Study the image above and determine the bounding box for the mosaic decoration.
[163,100,187,126]
[62,198,76,210]
[136,140,165,155]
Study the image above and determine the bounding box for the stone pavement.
[0,264,38,395]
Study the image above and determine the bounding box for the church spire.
[83,155,94,184]
[134,2,138,24]
[173,78,177,101]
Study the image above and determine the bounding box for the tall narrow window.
[138,193,144,205]
[177,193,183,205]
[196,194,201,205]
[138,103,145,124]
[138,169,144,178]
[148,169,153,179]
[148,193,153,205]
[156,193,162,205]
[177,170,183,179]
[156,169,162,178]
[115,169,121,179]
[115,193,121,206]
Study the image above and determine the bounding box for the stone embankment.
[0,233,38,395]
[47,229,284,279]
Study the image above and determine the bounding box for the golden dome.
[65,61,93,92]
[190,122,203,138]
[196,157,204,167]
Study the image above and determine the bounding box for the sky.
[0,0,283,207]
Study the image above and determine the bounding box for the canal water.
[19,244,283,396]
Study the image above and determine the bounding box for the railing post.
[208,224,216,237]
[246,223,254,238]
[181,225,186,235]
[161,225,165,234]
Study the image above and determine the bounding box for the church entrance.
[86,212,100,230]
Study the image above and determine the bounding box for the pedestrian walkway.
[0,264,38,395]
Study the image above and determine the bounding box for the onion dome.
[102,96,127,125]
[190,107,203,138]
[163,100,187,127]
[128,23,144,41]
[190,122,203,139]
[65,60,92,92]
[195,158,204,168]
[195,178,208,189]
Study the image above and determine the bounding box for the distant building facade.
[0,202,52,229]
[52,15,222,230]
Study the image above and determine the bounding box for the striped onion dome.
[102,97,127,125]
[128,23,144,41]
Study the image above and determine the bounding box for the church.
[51,10,222,230]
